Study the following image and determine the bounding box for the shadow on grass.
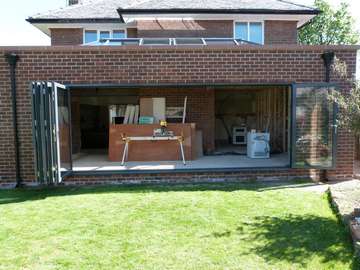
[0,180,317,205]
[211,214,360,269]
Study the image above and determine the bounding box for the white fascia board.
[123,14,316,28]
[32,22,135,36]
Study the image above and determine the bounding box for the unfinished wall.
[256,87,289,153]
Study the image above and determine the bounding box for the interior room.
[214,86,290,165]
[69,85,291,171]
[71,88,139,163]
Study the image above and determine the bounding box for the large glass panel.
[113,30,125,39]
[84,30,97,44]
[292,84,336,168]
[56,85,72,175]
[249,22,263,44]
[234,22,248,40]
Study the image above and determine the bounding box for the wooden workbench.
[108,123,196,162]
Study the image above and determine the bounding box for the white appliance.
[232,126,247,145]
[247,132,270,159]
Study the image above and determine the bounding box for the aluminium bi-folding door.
[31,82,72,184]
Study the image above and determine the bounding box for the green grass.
[0,181,358,270]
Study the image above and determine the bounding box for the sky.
[0,0,359,45]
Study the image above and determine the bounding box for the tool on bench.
[120,129,186,166]
[153,120,174,137]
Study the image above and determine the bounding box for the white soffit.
[123,14,316,27]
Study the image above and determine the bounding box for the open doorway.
[214,86,290,166]
[31,82,339,179]
[71,88,139,164]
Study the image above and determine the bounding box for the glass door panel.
[292,84,337,168]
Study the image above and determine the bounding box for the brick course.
[0,45,357,186]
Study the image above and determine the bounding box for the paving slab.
[329,180,360,256]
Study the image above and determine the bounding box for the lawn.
[0,182,358,270]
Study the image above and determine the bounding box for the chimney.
[68,0,80,5]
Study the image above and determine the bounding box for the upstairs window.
[84,30,126,44]
[84,30,97,44]
[113,30,126,39]
[99,31,110,40]
[234,22,263,44]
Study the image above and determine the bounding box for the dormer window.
[234,22,264,44]
[84,30,126,44]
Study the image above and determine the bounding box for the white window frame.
[83,29,128,44]
[233,21,264,45]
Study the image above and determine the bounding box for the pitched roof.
[119,0,318,13]
[27,0,319,22]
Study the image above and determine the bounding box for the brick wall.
[0,45,357,186]
[50,28,83,45]
[264,21,298,44]
[127,28,138,38]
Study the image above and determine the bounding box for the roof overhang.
[29,22,133,36]
[26,18,123,24]
[27,7,320,36]
[117,8,320,15]
[121,13,317,28]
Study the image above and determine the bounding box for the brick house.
[0,0,358,187]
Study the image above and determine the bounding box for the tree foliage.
[299,0,359,45]
[329,82,360,135]
[328,57,360,135]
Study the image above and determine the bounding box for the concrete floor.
[72,149,290,172]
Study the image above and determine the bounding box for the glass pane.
[57,87,72,173]
[293,85,335,168]
[235,22,248,40]
[204,39,236,45]
[142,38,171,45]
[84,30,97,43]
[113,30,125,39]
[100,31,110,40]
[175,38,204,45]
[249,22,263,44]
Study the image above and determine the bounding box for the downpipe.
[4,53,22,188]
[321,51,335,82]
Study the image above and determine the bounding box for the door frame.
[290,82,338,169]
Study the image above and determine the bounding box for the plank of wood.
[123,105,131,124]
[140,98,153,117]
[153,97,166,124]
[134,105,139,124]
[128,105,135,124]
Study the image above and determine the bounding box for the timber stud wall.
[0,45,357,186]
